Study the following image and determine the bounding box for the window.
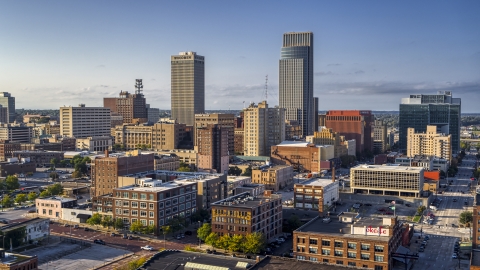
[321,249,330,255]
[159,210,164,217]
[361,244,370,251]
[43,209,46,214]
[296,246,305,252]
[149,203,154,209]
[123,192,129,198]
[131,202,138,208]
[180,196,185,203]
[361,254,370,260]
[348,262,356,267]
[348,242,356,249]
[48,210,52,215]
[141,220,147,226]
[309,257,318,262]
[149,220,154,226]
[374,266,383,270]
[159,202,164,208]
[296,255,306,260]
[374,245,384,252]
[131,210,138,216]
[334,241,343,248]
[172,198,178,204]
[149,211,154,218]
[348,252,356,258]
[309,239,317,245]
[334,250,343,257]
[149,194,154,201]
[336,260,343,265]
[123,201,129,207]
[309,247,317,254]
[165,200,171,206]
[115,200,121,206]
[322,240,330,246]
[132,193,138,199]
[374,255,384,262]
[140,202,147,209]
[322,259,329,263]
[140,194,146,200]
[140,211,147,217]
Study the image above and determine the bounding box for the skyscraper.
[104,79,148,125]
[279,32,314,137]
[399,91,461,153]
[171,51,205,126]
[0,92,15,123]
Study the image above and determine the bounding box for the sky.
[1,1,479,112]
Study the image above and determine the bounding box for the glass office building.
[399,91,461,153]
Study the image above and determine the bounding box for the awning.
[77,214,91,219]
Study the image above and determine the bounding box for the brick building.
[293,214,403,270]
[325,110,374,154]
[0,161,36,177]
[0,249,38,270]
[251,165,293,191]
[196,124,229,174]
[271,141,333,173]
[294,178,339,214]
[194,113,235,157]
[306,128,349,158]
[91,150,155,197]
[103,79,148,124]
[13,150,63,167]
[0,140,21,161]
[211,191,283,241]
[154,154,180,171]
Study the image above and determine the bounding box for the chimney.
[105,150,109,157]
[332,167,336,183]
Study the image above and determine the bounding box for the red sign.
[366,225,387,235]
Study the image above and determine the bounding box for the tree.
[340,155,357,168]
[228,166,242,176]
[72,170,83,179]
[50,158,59,167]
[5,175,20,190]
[49,172,59,181]
[161,225,172,236]
[59,160,68,168]
[228,234,244,252]
[285,215,303,232]
[39,190,50,198]
[217,234,231,252]
[243,232,266,254]
[130,220,143,233]
[1,195,14,208]
[86,213,102,227]
[459,211,473,227]
[27,192,38,201]
[205,232,219,247]
[145,224,156,234]
[47,183,63,195]
[191,209,210,223]
[242,166,252,177]
[167,216,186,233]
[178,162,193,172]
[14,194,27,205]
[114,218,124,230]
[197,223,212,241]
[101,215,114,228]
[417,206,426,215]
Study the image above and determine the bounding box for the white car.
[452,254,458,259]
[141,245,154,251]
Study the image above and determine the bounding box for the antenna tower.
[264,75,268,101]
[135,79,143,95]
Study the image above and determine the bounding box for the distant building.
[104,79,148,124]
[60,104,111,138]
[0,105,8,124]
[171,52,205,126]
[13,150,63,167]
[35,197,78,219]
[306,127,348,158]
[194,113,235,157]
[155,149,198,169]
[0,160,36,177]
[227,175,252,196]
[211,191,282,240]
[0,124,33,143]
[373,120,388,153]
[251,165,293,191]
[0,92,15,123]
[407,125,451,162]
[146,104,160,124]
[154,154,180,171]
[0,218,49,244]
[293,178,339,214]
[76,136,112,152]
[271,141,333,173]
[0,140,21,161]
[0,249,38,270]
[196,124,229,174]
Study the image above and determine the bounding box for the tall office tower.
[171,51,205,126]
[60,104,111,138]
[325,110,374,154]
[373,120,388,153]
[194,113,235,156]
[279,32,314,138]
[243,101,285,156]
[197,124,229,174]
[104,79,148,124]
[399,91,461,153]
[0,92,15,123]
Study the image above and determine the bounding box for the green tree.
[459,211,473,227]
[417,205,426,215]
[161,225,172,236]
[39,190,50,198]
[473,168,480,179]
[50,158,59,167]
[59,160,68,167]
[205,232,219,247]
[197,223,212,241]
[145,224,156,234]
[5,175,20,190]
[14,194,27,205]
[71,170,82,179]
[86,213,102,227]
[49,172,59,181]
[285,215,303,233]
[1,195,14,208]
[101,215,114,228]
[340,155,357,168]
[228,234,245,252]
[130,220,143,233]
[27,192,38,201]
[114,218,124,230]
[243,232,266,254]
[190,209,210,223]
[228,166,242,176]
[167,216,186,233]
[47,183,63,195]
[242,165,252,177]
[217,234,231,252]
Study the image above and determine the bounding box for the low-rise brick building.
[0,249,38,270]
[294,178,339,215]
[251,165,293,191]
[35,197,78,220]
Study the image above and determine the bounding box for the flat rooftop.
[296,215,393,241]
[297,178,335,187]
[212,192,281,209]
[352,164,423,173]
[115,180,195,192]
[38,196,77,203]
[252,256,347,270]
[278,141,312,147]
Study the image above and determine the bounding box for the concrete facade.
[35,197,78,220]
[59,105,111,138]
[251,165,294,191]
[294,178,339,214]
[407,125,452,162]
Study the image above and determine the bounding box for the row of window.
[298,238,383,252]
[296,256,384,269]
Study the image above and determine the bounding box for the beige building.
[154,154,180,171]
[407,125,452,162]
[35,197,78,220]
[60,104,111,138]
[373,120,388,153]
[156,149,198,169]
[76,136,112,152]
[294,178,339,214]
[306,127,348,158]
[112,122,187,151]
[243,101,285,156]
[0,124,33,143]
[251,164,293,191]
[194,113,234,156]
[350,164,424,198]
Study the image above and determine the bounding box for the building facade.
[12,150,63,167]
[194,113,234,157]
[196,124,229,174]
[243,101,285,156]
[211,191,283,241]
[0,140,21,161]
[35,197,78,219]
[154,154,180,171]
[406,125,452,162]
[294,178,339,214]
[373,120,388,154]
[76,136,112,152]
[399,91,461,153]
[59,105,111,138]
[306,128,348,158]
[0,92,15,123]
[0,125,33,143]
[104,79,148,124]
[171,51,205,126]
[251,165,293,191]
[279,32,315,138]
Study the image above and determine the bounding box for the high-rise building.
[0,92,15,123]
[373,120,388,154]
[104,79,148,125]
[146,104,160,124]
[325,110,374,154]
[407,125,452,162]
[171,51,205,126]
[279,32,315,137]
[196,124,229,174]
[399,91,461,153]
[194,113,234,156]
[0,124,33,143]
[243,101,285,156]
[60,104,111,138]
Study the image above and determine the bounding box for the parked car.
[405,204,411,207]
[84,227,90,231]
[364,203,372,207]
[185,231,193,235]
[110,233,116,237]
[93,239,105,245]
[141,245,154,251]
[452,254,458,259]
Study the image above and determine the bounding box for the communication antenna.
[264,75,268,101]
[135,79,143,95]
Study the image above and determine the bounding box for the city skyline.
[1,1,479,112]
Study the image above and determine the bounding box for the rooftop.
[277,141,312,147]
[297,178,336,187]
[0,218,49,233]
[351,164,424,173]
[115,180,195,192]
[37,196,77,203]
[227,176,252,183]
[212,192,281,209]
[251,257,346,270]
[0,252,35,265]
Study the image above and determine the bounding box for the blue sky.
[1,1,479,112]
